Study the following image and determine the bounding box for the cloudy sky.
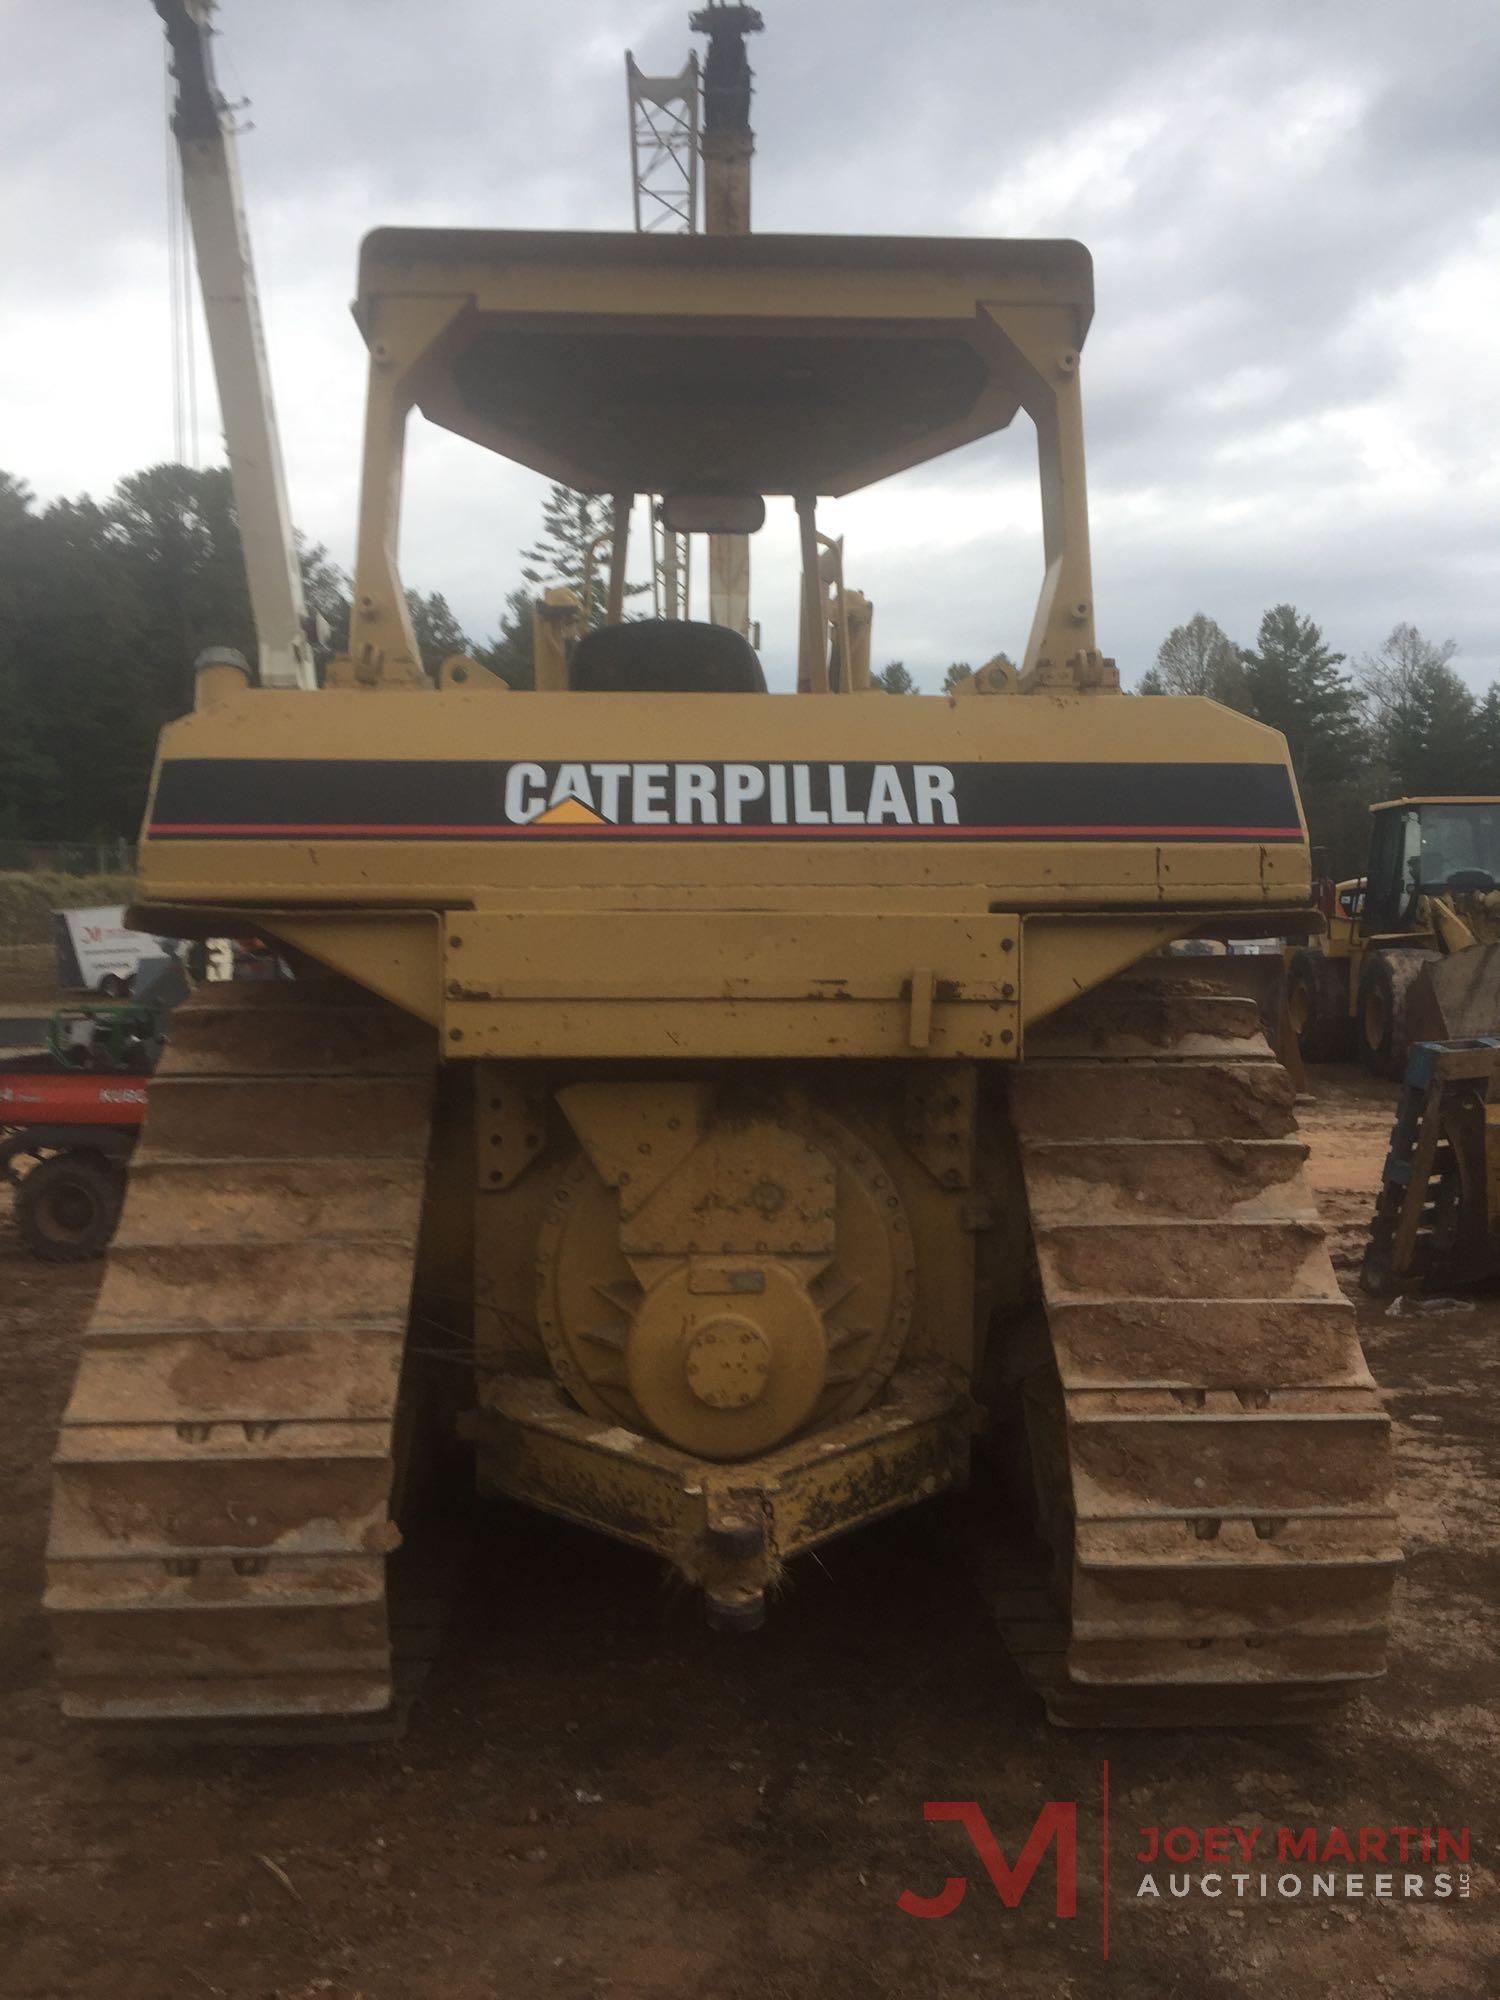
[3,0,1498,692]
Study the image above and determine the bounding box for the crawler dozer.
[46,226,1400,1732]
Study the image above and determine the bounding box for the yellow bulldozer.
[44,39,1399,1733]
[1286,795,1500,1077]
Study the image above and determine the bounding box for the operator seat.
[569,618,766,694]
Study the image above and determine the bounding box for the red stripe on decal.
[150,821,1303,840]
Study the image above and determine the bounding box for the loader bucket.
[1409,945,1500,1044]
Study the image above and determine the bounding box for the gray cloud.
[3,0,1497,690]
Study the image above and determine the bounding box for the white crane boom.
[154,0,315,690]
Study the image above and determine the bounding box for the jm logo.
[899,1801,1079,1920]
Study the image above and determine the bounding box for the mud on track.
[0,1065,1495,1999]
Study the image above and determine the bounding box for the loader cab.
[1361,798,1500,935]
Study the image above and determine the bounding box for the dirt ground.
[1,1066,1494,1999]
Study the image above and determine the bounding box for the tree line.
[877,609,1500,874]
[0,464,599,842]
[1,460,1492,875]
[1135,608,1500,874]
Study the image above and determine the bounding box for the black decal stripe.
[149,759,1302,841]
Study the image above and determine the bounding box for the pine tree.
[10,487,161,840]
[520,485,644,628]
[0,478,62,840]
[404,589,470,674]
[0,470,35,529]
[106,464,256,716]
[1474,684,1500,793]
[477,587,536,690]
[1240,604,1367,872]
[873,661,917,694]
[0,460,473,842]
[1385,666,1475,795]
[942,662,973,692]
[1240,605,1362,782]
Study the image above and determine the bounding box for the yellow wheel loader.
[1286,796,1500,1078]
[44,226,1400,1733]
[1357,823,1500,1294]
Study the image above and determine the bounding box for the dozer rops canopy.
[346,228,1100,687]
[354,228,1094,496]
